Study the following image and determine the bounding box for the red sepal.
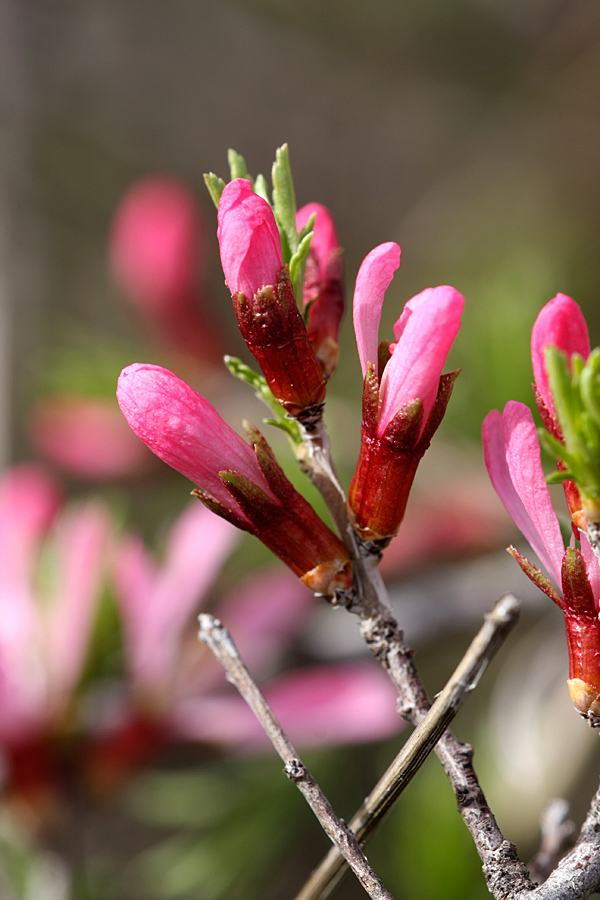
[233,267,326,416]
[507,545,563,607]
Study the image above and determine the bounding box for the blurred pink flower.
[109,176,223,366]
[0,466,111,812]
[91,505,401,785]
[30,395,155,481]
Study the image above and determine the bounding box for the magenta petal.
[482,402,564,586]
[531,294,590,415]
[296,203,339,281]
[217,178,282,299]
[117,363,270,517]
[353,242,401,377]
[378,286,463,434]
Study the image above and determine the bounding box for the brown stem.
[197,614,396,900]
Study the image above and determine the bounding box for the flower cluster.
[117,146,464,590]
[483,294,600,724]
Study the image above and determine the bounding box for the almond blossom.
[482,400,600,723]
[348,242,464,542]
[117,362,352,597]
[296,202,344,378]
[0,465,110,809]
[216,178,326,416]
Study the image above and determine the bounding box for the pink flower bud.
[117,363,270,525]
[217,180,326,416]
[296,203,344,378]
[217,179,282,300]
[483,401,600,722]
[117,363,352,596]
[349,243,463,541]
[531,293,590,421]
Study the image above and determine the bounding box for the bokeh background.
[1,1,600,898]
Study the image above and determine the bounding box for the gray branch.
[197,613,396,900]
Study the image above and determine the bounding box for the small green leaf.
[227,149,250,181]
[223,356,302,449]
[253,174,270,204]
[298,212,316,243]
[203,172,225,209]
[272,143,298,262]
[289,229,313,297]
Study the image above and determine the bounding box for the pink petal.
[482,402,564,586]
[531,294,590,416]
[296,203,339,282]
[217,179,282,299]
[0,465,62,569]
[117,363,271,517]
[378,286,463,434]
[353,242,401,377]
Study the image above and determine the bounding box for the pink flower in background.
[117,363,352,596]
[114,503,238,701]
[0,466,111,810]
[30,396,155,481]
[109,176,223,365]
[90,506,400,786]
[348,242,464,541]
[483,401,600,721]
[110,178,203,312]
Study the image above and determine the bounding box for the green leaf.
[271,143,298,261]
[203,172,225,209]
[289,229,313,298]
[227,149,250,181]
[223,356,302,449]
[253,174,270,204]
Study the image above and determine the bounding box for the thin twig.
[197,613,396,900]
[294,594,521,900]
[528,800,575,887]
[522,779,600,900]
